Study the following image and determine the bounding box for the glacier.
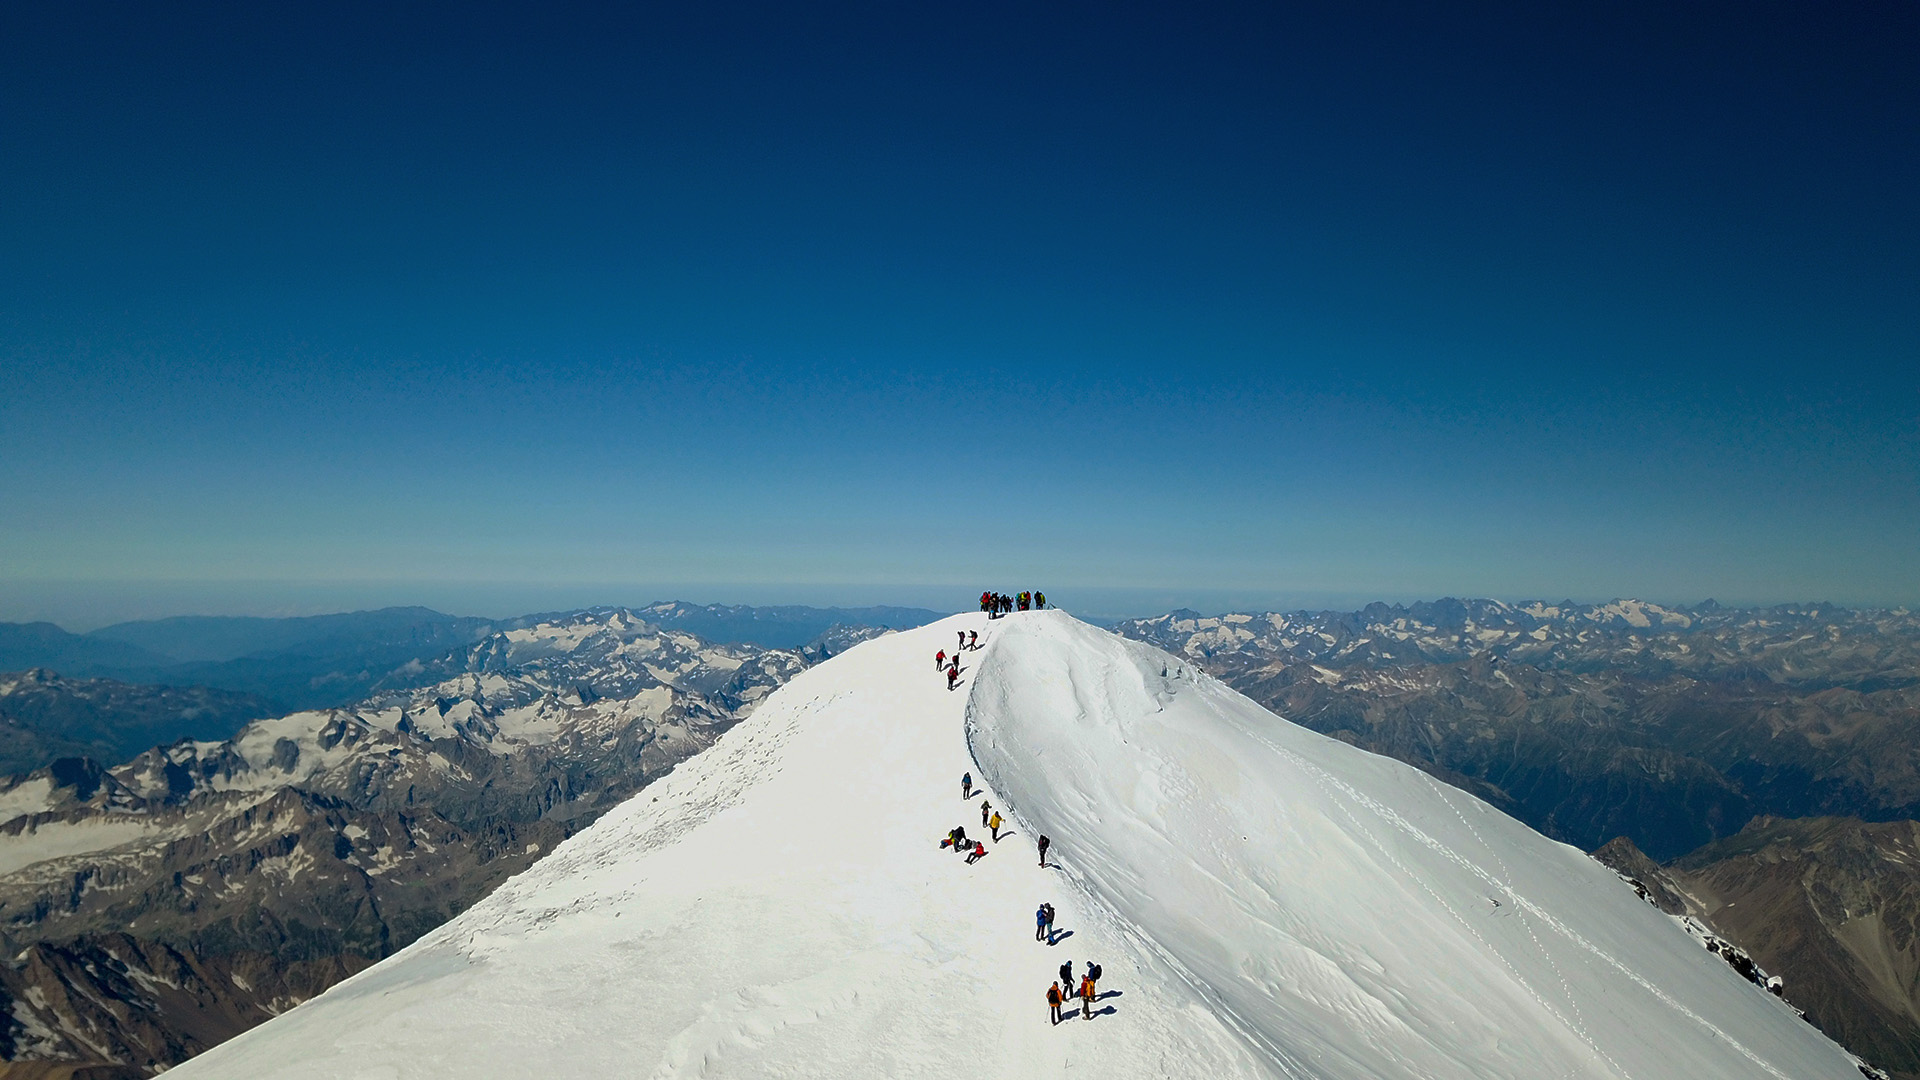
[167,611,1861,1079]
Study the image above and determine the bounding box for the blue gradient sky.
[3,1,1916,627]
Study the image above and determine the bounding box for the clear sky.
[3,1,1916,627]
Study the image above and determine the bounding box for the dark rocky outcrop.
[1592,835,1690,915]
[1658,817,1920,1080]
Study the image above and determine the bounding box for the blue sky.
[3,1,1916,627]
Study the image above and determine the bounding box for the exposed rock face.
[1656,818,1920,1080]
[0,933,366,1073]
[1591,835,1690,915]
[0,609,825,1074]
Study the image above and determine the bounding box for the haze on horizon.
[3,1,1916,630]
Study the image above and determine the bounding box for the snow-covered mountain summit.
[169,612,1861,1079]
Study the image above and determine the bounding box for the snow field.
[168,614,1259,1079]
[968,612,1859,1080]
[167,611,1859,1080]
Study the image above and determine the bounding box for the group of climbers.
[980,590,1047,618]
[943,774,991,863]
[1025,813,1101,1024]
[1047,960,1103,1023]
[933,645,960,687]
[941,823,985,863]
[933,662,1102,1027]
[978,796,1007,841]
[942,767,1105,1028]
[935,626,988,691]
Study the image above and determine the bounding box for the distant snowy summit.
[168,612,1866,1079]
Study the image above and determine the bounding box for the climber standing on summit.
[1038,834,1051,867]
[961,772,973,800]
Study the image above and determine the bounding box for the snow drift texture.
[169,612,1856,1079]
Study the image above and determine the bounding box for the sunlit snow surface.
[169,613,1857,1079]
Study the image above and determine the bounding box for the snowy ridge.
[166,613,1859,1079]
[970,615,1860,1078]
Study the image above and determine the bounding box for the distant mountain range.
[0,671,275,778]
[0,607,882,1073]
[1115,598,1920,860]
[84,607,499,665]
[0,621,178,675]
[620,600,947,649]
[0,602,947,718]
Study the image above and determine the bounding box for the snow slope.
[168,612,1859,1079]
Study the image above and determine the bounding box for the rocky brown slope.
[0,609,830,1075]
[1602,818,1920,1080]
[0,789,557,1070]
